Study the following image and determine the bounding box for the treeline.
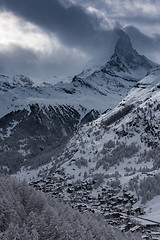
[129,172,160,204]
[96,141,139,170]
[139,173,160,203]
[102,104,133,128]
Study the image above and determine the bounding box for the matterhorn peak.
[111,29,154,71]
[78,29,155,81]
[101,29,156,80]
[115,29,133,58]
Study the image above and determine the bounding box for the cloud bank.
[0,0,159,79]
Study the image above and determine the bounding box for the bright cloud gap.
[0,11,54,53]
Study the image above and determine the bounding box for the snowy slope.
[1,31,157,238]
[0,30,157,175]
[57,66,160,180]
[20,67,160,237]
[0,30,155,119]
[16,66,159,187]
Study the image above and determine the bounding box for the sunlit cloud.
[75,0,160,36]
[0,11,54,53]
[0,10,90,78]
[87,6,116,30]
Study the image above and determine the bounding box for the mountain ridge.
[0,30,160,238]
[0,29,158,175]
[19,66,160,237]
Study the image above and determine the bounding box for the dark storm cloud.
[115,14,160,29]
[0,45,38,76]
[65,0,160,64]
[74,0,160,31]
[0,44,92,79]
[0,0,120,78]
[0,0,114,53]
[0,0,160,79]
[125,26,160,63]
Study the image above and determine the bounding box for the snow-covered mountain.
[0,30,155,118]
[18,66,160,237]
[78,29,154,80]
[52,66,160,181]
[0,29,159,238]
[0,29,156,175]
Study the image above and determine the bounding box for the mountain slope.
[0,30,155,118]
[0,30,156,173]
[22,67,160,236]
[78,29,155,80]
[55,66,160,182]
[0,104,81,173]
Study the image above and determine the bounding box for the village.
[29,172,160,240]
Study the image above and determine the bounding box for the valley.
[0,29,160,239]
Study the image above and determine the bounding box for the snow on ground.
[14,161,53,182]
[143,196,160,223]
[0,120,19,139]
[18,144,31,157]
[0,75,125,119]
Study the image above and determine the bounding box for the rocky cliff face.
[0,104,81,173]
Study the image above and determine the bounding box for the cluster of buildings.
[30,173,160,239]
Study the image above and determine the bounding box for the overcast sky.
[0,0,160,82]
